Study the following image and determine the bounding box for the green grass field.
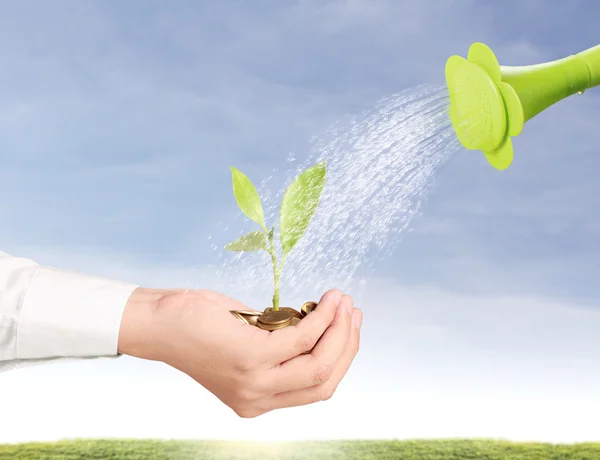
[2,439,600,460]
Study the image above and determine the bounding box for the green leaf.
[280,161,326,256]
[224,231,267,252]
[230,167,265,227]
[268,225,275,241]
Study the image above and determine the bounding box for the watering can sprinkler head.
[445,42,600,170]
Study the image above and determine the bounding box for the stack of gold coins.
[229,301,318,330]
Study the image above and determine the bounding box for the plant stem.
[273,262,280,310]
[274,256,286,311]
[264,224,280,311]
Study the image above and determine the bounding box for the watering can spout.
[445,42,600,170]
[579,45,600,87]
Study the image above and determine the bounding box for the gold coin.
[259,310,293,324]
[301,301,318,317]
[230,311,249,325]
[257,310,293,331]
[234,310,263,316]
[230,309,262,326]
[258,322,290,331]
[263,307,303,319]
[281,307,303,319]
[246,315,259,326]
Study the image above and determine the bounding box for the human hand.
[118,287,362,417]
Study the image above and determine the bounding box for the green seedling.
[225,161,326,311]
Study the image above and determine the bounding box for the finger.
[264,308,362,411]
[267,295,353,393]
[263,289,342,364]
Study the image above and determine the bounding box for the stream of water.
[212,84,462,305]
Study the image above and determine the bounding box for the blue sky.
[1,0,600,444]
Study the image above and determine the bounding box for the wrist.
[117,287,166,361]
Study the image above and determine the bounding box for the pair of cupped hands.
[118,287,362,418]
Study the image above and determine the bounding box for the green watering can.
[445,42,600,169]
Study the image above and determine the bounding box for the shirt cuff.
[16,266,138,360]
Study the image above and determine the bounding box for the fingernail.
[353,310,363,328]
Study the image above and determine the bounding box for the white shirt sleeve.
[0,251,138,373]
